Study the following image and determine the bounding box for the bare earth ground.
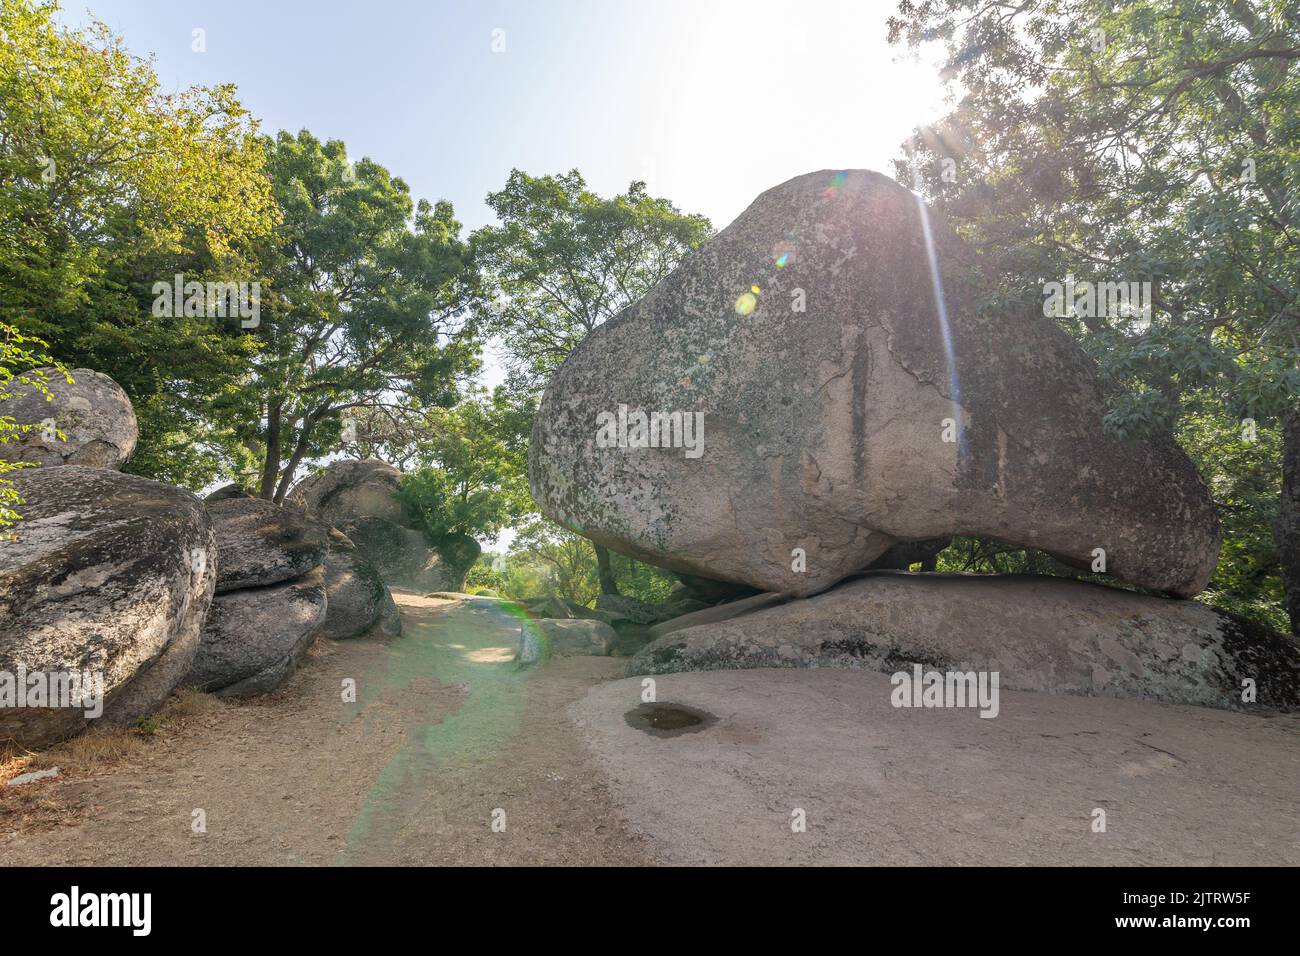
[573,670,1300,865]
[0,591,655,866]
[2,590,1297,866]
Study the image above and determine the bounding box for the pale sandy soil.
[0,591,654,866]
[572,669,1300,865]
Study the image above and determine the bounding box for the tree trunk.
[1277,405,1300,637]
[594,543,619,596]
[258,403,282,500]
[273,422,315,504]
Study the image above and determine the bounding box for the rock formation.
[187,567,328,696]
[317,528,402,640]
[529,170,1221,598]
[287,458,480,592]
[0,467,216,748]
[630,572,1300,712]
[0,367,138,469]
[206,497,329,593]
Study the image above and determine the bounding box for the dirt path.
[0,592,655,866]
[6,592,1296,867]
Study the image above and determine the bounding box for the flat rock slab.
[631,573,1300,712]
[571,669,1300,865]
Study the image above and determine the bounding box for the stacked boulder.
[184,497,330,696]
[287,459,480,593]
[629,572,1300,712]
[528,169,1300,711]
[186,494,402,696]
[529,169,1221,599]
[0,368,138,469]
[318,527,402,640]
[0,374,217,750]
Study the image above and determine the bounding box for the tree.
[0,0,278,488]
[229,130,480,502]
[889,0,1300,632]
[395,386,534,543]
[472,169,713,592]
[499,518,679,607]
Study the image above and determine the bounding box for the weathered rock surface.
[652,595,711,621]
[523,595,573,618]
[286,459,406,527]
[519,619,615,663]
[573,669,1300,865]
[529,169,1220,598]
[647,591,791,640]
[0,467,216,748]
[0,368,138,469]
[673,573,761,605]
[630,572,1300,712]
[288,460,480,592]
[867,537,951,571]
[541,618,615,656]
[595,594,659,625]
[208,497,328,594]
[336,517,480,592]
[185,566,328,696]
[204,483,253,502]
[318,528,401,640]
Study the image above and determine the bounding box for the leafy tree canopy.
[890,0,1300,631]
[0,0,279,489]
[229,129,481,502]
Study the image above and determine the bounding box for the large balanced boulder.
[317,528,402,640]
[629,572,1300,712]
[0,467,216,748]
[288,459,480,592]
[0,368,138,469]
[207,497,328,594]
[529,170,1220,598]
[186,566,328,696]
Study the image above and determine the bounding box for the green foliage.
[1178,404,1288,631]
[497,518,677,607]
[890,0,1300,630]
[0,0,278,489]
[470,168,712,596]
[464,555,509,594]
[0,322,67,530]
[472,169,713,389]
[394,386,533,542]
[230,130,481,500]
[892,0,1298,425]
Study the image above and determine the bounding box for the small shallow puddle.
[624,702,716,738]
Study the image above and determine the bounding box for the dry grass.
[305,638,335,660]
[0,687,228,834]
[0,688,225,784]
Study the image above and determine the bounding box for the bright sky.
[59,0,950,548]
[64,0,949,235]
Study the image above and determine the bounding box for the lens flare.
[912,188,966,457]
[823,170,849,199]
